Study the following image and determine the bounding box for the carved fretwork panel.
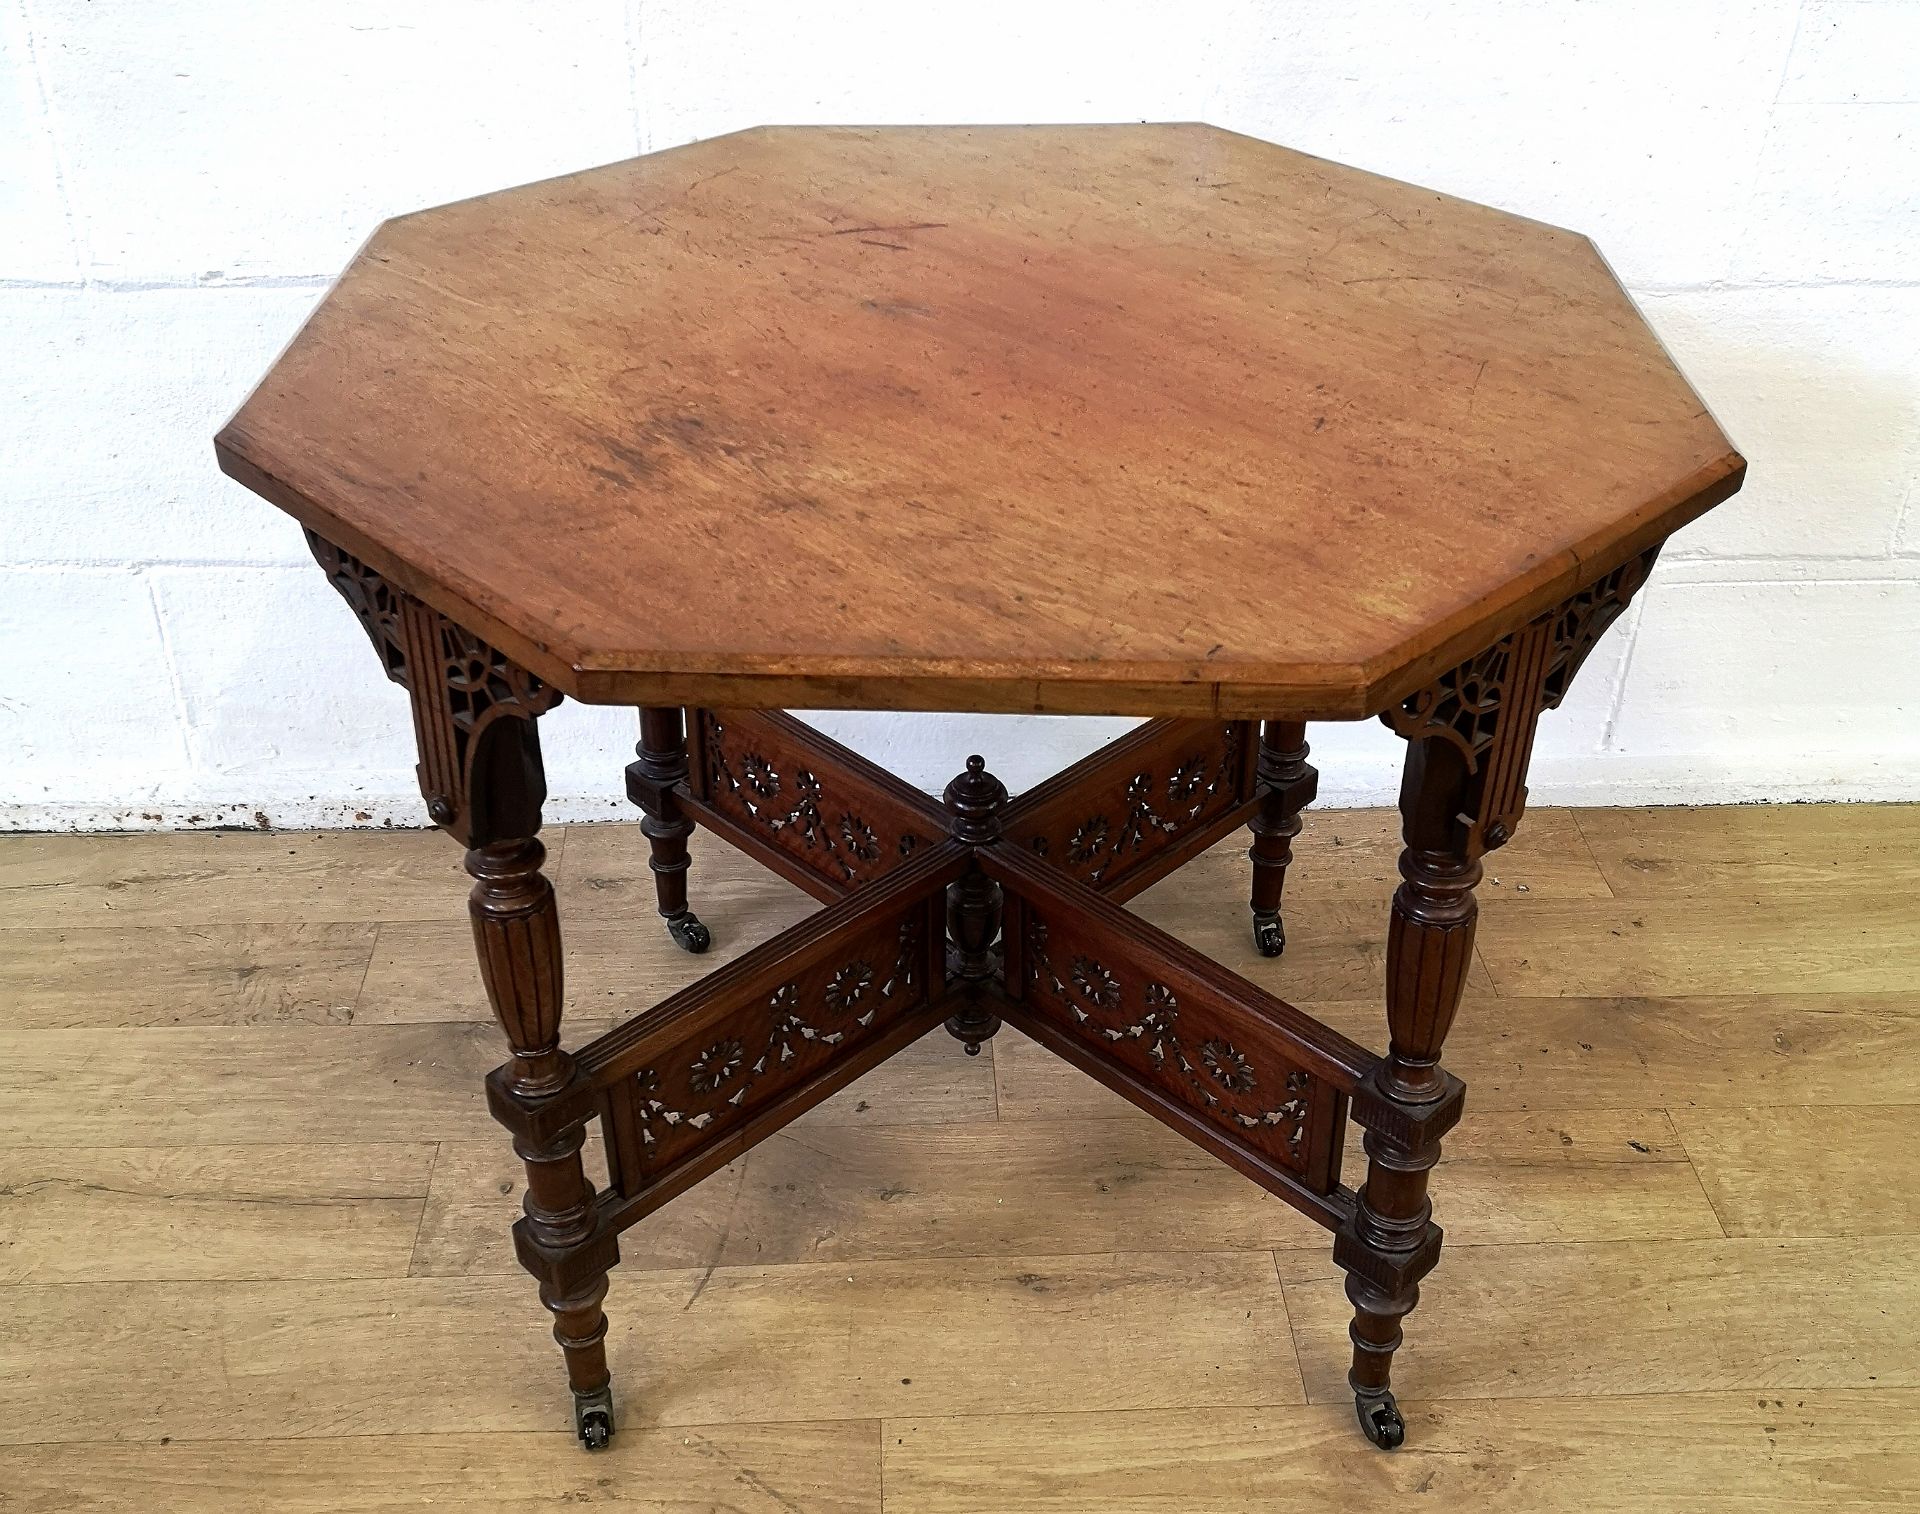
[306,530,560,845]
[1002,720,1258,902]
[1541,550,1659,709]
[983,845,1360,1201]
[686,709,943,900]
[306,532,410,684]
[578,854,959,1215]
[1383,547,1659,853]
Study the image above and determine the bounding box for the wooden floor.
[3,804,1919,1511]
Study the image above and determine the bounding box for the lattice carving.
[306,531,409,684]
[434,624,560,753]
[1022,910,1320,1172]
[698,711,933,889]
[600,909,929,1188]
[307,530,559,842]
[1541,549,1659,708]
[1009,721,1251,894]
[1381,548,1658,853]
[1385,547,1659,768]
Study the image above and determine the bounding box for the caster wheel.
[579,1410,612,1450]
[666,912,711,954]
[574,1385,615,1451]
[1354,1389,1405,1450]
[961,1039,983,1057]
[1251,913,1286,958]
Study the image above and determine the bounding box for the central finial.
[943,754,1007,844]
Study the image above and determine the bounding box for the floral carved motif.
[1014,722,1250,892]
[700,712,931,888]
[603,912,926,1186]
[1023,913,1316,1168]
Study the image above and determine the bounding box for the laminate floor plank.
[1277,1235,1920,1403]
[0,1253,1301,1445]
[0,829,479,929]
[0,1021,991,1148]
[1674,1104,1920,1239]
[0,1422,883,1513]
[881,1392,1920,1513]
[1575,803,1920,899]
[995,991,1920,1121]
[0,922,374,1028]
[1153,805,1613,904]
[1477,894,1920,998]
[0,1143,433,1283]
[412,1105,1714,1277]
[6,804,1916,1512]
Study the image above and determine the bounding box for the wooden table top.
[217,124,1741,719]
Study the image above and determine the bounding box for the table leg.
[305,534,620,1445]
[1247,719,1316,956]
[1339,733,1479,1448]
[471,832,620,1450]
[628,706,711,953]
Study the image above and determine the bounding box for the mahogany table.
[216,124,1743,1452]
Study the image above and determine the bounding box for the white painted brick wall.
[3,1,1916,829]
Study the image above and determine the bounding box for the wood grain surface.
[217,124,1741,717]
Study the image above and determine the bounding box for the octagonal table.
[217,124,1743,1452]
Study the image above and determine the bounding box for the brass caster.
[1251,910,1285,958]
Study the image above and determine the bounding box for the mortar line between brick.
[14,0,85,276]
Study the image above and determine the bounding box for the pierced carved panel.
[1386,547,1660,767]
[306,531,409,684]
[693,710,937,893]
[307,530,559,844]
[595,901,934,1195]
[1004,721,1255,897]
[1016,901,1345,1191]
[1383,547,1659,852]
[1541,549,1658,709]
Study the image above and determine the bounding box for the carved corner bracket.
[307,531,561,846]
[1381,547,1658,855]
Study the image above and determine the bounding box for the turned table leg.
[303,539,622,1449]
[470,836,618,1447]
[1247,720,1317,956]
[627,706,712,953]
[1335,733,1477,1448]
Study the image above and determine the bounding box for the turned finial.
[943,754,1007,845]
